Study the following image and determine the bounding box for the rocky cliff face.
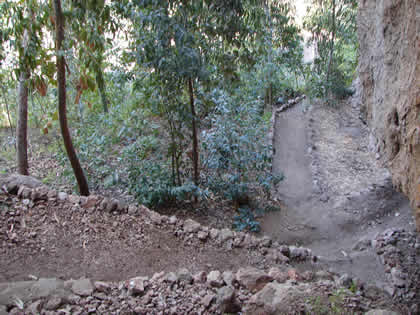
[356,0,420,231]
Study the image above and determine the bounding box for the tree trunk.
[1,84,14,137]
[54,0,90,196]
[326,0,336,85]
[16,71,29,175]
[188,78,199,188]
[95,64,109,113]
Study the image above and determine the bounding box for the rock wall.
[356,0,420,231]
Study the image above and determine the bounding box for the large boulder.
[243,282,302,315]
[236,267,273,292]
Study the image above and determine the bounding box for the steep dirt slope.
[261,98,419,311]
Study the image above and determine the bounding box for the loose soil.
[261,98,418,299]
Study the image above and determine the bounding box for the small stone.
[217,286,241,313]
[266,249,289,264]
[183,219,201,233]
[22,187,32,199]
[201,294,216,308]
[177,268,193,284]
[218,228,234,243]
[390,268,406,288]
[68,195,80,204]
[197,231,208,241]
[165,272,179,283]
[337,273,353,288]
[268,267,288,283]
[94,281,111,293]
[67,278,94,296]
[26,300,42,314]
[207,270,224,288]
[243,234,256,248]
[148,211,162,224]
[106,199,119,213]
[127,205,138,215]
[116,201,127,213]
[287,269,300,281]
[82,195,99,209]
[169,216,178,225]
[30,189,40,201]
[209,228,219,239]
[193,271,207,284]
[259,236,272,248]
[99,197,109,210]
[353,238,371,251]
[58,192,68,201]
[222,271,235,286]
[47,189,57,200]
[289,246,310,260]
[236,267,273,292]
[279,245,290,257]
[126,276,148,296]
[151,271,165,282]
[45,296,64,310]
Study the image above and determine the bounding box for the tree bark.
[95,64,109,113]
[54,0,90,196]
[326,0,336,85]
[188,78,199,188]
[1,84,14,138]
[16,71,29,175]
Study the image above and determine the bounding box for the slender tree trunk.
[326,0,336,85]
[1,84,14,137]
[54,0,89,196]
[95,65,109,113]
[16,71,29,175]
[264,0,273,112]
[188,78,199,188]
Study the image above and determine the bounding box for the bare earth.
[261,98,418,301]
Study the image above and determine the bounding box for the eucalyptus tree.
[304,0,357,97]
[124,0,255,190]
[0,0,50,175]
[54,0,90,195]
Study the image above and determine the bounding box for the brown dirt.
[0,192,285,283]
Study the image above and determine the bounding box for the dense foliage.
[0,0,358,231]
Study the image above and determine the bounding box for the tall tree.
[304,0,357,97]
[16,69,29,175]
[54,0,90,196]
[16,6,33,175]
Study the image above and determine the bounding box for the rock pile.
[3,267,397,314]
[274,95,306,114]
[371,228,420,313]
[0,175,408,314]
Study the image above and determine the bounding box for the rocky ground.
[0,174,409,314]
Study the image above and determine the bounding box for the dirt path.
[261,98,417,291]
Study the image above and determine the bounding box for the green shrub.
[201,89,282,205]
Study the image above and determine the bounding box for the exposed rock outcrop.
[355,0,420,231]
